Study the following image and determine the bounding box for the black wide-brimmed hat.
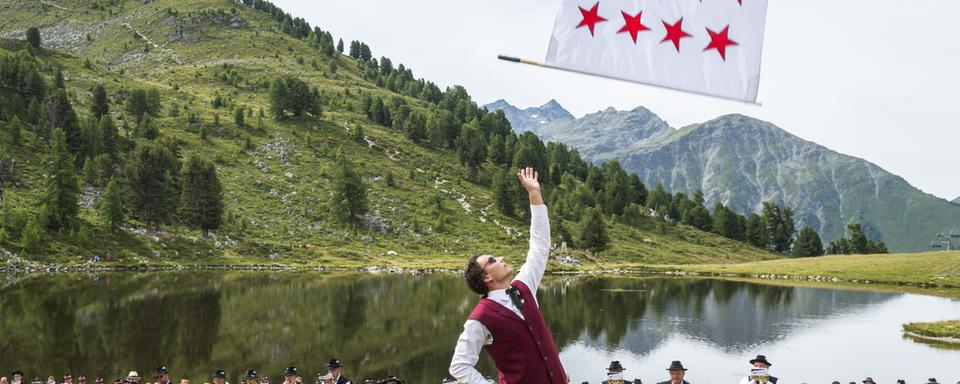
[326,359,342,369]
[212,370,227,379]
[863,378,876,384]
[244,370,258,380]
[284,367,298,377]
[378,377,404,384]
[666,361,687,371]
[12,371,25,376]
[749,355,772,367]
[927,379,938,384]
[606,361,626,372]
[155,367,169,376]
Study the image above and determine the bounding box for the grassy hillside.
[0,0,779,269]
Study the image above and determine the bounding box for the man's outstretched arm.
[514,167,550,294]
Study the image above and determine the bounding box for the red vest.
[468,281,567,384]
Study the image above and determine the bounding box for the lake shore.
[5,251,960,297]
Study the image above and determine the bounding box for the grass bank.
[667,251,960,288]
[903,320,960,343]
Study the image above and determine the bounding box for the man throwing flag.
[449,167,567,384]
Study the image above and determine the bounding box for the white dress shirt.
[739,376,781,384]
[449,204,551,384]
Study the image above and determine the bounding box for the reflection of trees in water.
[0,272,222,377]
[0,273,896,383]
[540,278,892,355]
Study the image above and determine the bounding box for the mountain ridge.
[485,100,960,252]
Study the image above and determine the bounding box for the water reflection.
[0,272,957,383]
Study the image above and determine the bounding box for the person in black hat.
[211,370,228,384]
[739,355,778,384]
[378,377,403,384]
[243,371,257,384]
[862,377,876,384]
[12,371,24,384]
[154,367,171,384]
[326,359,351,384]
[657,361,690,384]
[926,379,938,384]
[63,374,74,384]
[602,361,629,384]
[282,367,298,384]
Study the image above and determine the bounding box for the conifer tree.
[579,207,609,256]
[99,115,119,158]
[26,27,41,48]
[745,213,768,248]
[43,89,81,153]
[100,176,124,229]
[91,83,109,119]
[330,149,368,226]
[179,156,224,237]
[20,217,42,254]
[793,226,824,257]
[234,107,245,127]
[42,128,79,230]
[125,141,180,228]
[492,168,515,217]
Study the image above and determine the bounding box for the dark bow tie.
[505,286,524,311]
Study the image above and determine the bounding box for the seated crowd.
[4,355,954,384]
[2,360,402,384]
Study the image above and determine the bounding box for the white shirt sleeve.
[449,319,495,384]
[513,204,551,295]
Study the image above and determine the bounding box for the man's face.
[245,379,256,384]
[213,378,224,384]
[669,370,685,383]
[327,368,341,379]
[283,376,295,383]
[14,375,22,381]
[65,378,73,384]
[156,375,168,383]
[752,363,769,369]
[478,256,513,285]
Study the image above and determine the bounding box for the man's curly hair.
[464,253,490,295]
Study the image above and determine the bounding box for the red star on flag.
[576,2,607,36]
[704,25,738,60]
[617,11,650,44]
[660,18,692,52]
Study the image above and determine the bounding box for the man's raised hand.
[517,167,540,192]
[517,167,543,205]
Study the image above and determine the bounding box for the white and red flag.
[543,0,768,103]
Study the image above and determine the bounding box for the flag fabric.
[544,0,768,103]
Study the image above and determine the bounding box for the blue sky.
[275,0,960,201]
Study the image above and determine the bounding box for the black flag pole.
[496,54,762,106]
